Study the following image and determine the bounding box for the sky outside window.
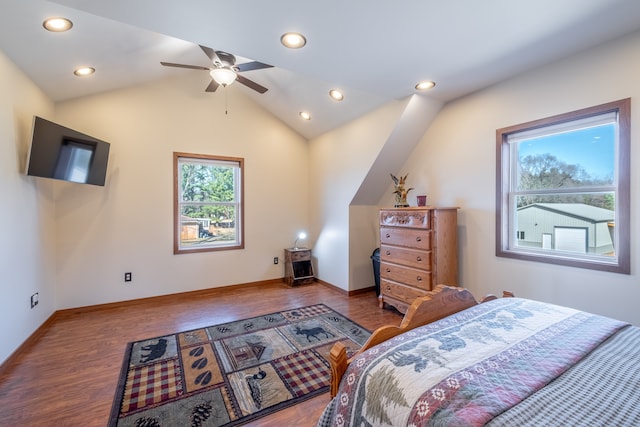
[518,123,615,182]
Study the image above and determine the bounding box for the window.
[54,140,95,183]
[496,99,630,274]
[174,152,244,254]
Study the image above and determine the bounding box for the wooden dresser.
[379,207,458,313]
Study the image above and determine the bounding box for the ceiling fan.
[161,45,273,93]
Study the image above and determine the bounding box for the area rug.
[108,304,370,426]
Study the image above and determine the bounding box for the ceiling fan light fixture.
[415,80,436,91]
[43,17,73,32]
[73,67,95,77]
[210,67,237,86]
[329,89,344,101]
[280,32,307,49]
[299,111,311,121]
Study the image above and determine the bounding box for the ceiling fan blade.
[235,61,274,72]
[161,61,210,71]
[236,74,268,94]
[205,79,220,92]
[199,45,221,64]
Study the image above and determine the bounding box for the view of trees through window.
[516,122,614,210]
[174,153,244,253]
[497,99,630,273]
[518,153,614,210]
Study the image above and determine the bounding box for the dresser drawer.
[380,227,431,250]
[380,262,432,290]
[380,209,430,229]
[380,279,428,305]
[380,244,431,270]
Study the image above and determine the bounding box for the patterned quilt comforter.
[318,297,633,427]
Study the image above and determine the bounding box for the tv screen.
[26,116,110,186]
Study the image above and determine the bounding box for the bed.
[319,285,640,426]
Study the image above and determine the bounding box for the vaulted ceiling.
[2,0,640,139]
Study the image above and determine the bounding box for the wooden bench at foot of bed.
[329,284,514,398]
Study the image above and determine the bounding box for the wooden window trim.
[496,98,630,274]
[173,152,245,254]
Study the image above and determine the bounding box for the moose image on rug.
[109,304,370,426]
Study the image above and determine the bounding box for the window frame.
[173,152,245,254]
[496,98,630,274]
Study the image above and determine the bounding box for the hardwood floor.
[0,281,402,426]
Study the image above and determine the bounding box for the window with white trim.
[174,152,244,254]
[496,99,630,273]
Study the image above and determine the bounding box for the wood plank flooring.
[0,281,402,426]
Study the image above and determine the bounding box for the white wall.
[0,51,57,364]
[348,205,383,290]
[52,74,309,308]
[308,95,446,292]
[308,101,407,290]
[401,30,640,325]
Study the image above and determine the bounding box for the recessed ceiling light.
[329,89,344,101]
[74,67,95,77]
[299,111,311,120]
[415,81,436,91]
[43,17,73,32]
[281,32,307,49]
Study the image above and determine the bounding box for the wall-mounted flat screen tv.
[26,116,110,186]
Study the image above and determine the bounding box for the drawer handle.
[385,268,391,273]
[416,256,422,262]
[417,276,422,282]
[386,233,391,239]
[416,236,422,242]
[386,250,391,256]
[386,285,391,291]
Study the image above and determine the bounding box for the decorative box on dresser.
[379,207,458,313]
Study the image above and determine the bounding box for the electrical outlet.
[273,257,279,265]
[31,292,39,309]
[124,272,132,282]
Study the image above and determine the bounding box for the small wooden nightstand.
[284,248,315,286]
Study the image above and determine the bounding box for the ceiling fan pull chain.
[225,88,229,115]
